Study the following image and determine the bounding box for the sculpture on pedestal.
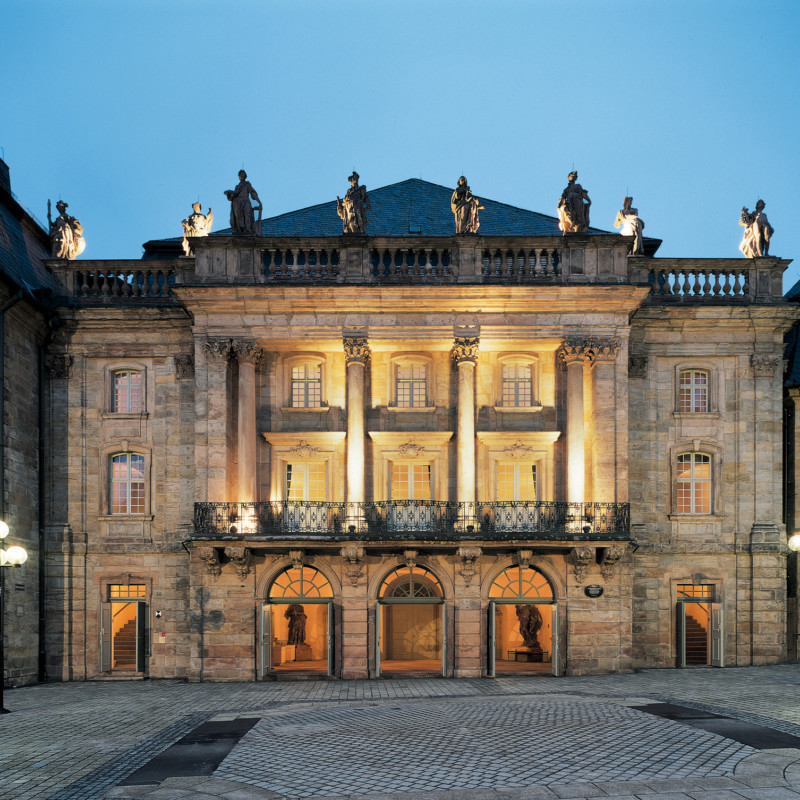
[515,604,543,651]
[285,603,307,645]
[614,197,645,255]
[181,202,213,255]
[224,170,262,235]
[739,200,774,258]
[451,176,483,234]
[557,171,591,234]
[47,200,85,259]
[336,172,370,234]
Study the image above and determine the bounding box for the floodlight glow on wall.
[788,534,800,552]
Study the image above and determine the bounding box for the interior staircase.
[684,612,708,665]
[113,619,138,669]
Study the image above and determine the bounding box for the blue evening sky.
[2,1,799,287]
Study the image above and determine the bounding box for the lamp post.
[0,519,27,713]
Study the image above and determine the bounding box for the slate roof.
[0,184,52,294]
[144,178,661,256]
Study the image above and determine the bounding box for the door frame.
[100,599,147,673]
[676,599,724,668]
[260,599,334,677]
[487,599,559,676]
[376,598,446,677]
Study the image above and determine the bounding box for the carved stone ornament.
[587,338,621,363]
[503,441,535,459]
[557,338,593,365]
[457,546,481,586]
[570,546,594,584]
[628,354,648,378]
[600,545,626,580]
[343,336,371,365]
[451,336,479,365]
[44,353,73,379]
[231,340,263,367]
[751,354,781,377]
[174,355,194,379]
[225,546,252,580]
[197,546,221,579]
[289,550,304,569]
[515,549,533,569]
[559,337,619,366]
[403,549,418,568]
[203,338,231,363]
[398,441,425,458]
[289,441,321,459]
[340,546,366,586]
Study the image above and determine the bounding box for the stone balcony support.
[344,336,370,506]
[202,338,232,500]
[232,340,262,503]
[559,340,590,505]
[452,336,479,505]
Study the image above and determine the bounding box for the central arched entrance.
[487,566,558,676]
[260,565,334,677]
[376,565,445,677]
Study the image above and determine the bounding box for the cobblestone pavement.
[0,665,797,799]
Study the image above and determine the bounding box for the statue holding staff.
[336,171,370,234]
[48,199,85,260]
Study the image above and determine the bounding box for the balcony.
[192,500,630,542]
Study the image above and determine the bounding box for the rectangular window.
[111,453,146,514]
[679,370,708,413]
[291,364,322,408]
[114,371,143,413]
[496,463,537,501]
[676,452,711,514]
[396,365,427,407]
[677,584,715,599]
[501,364,532,407]
[109,584,146,599]
[391,463,431,500]
[285,463,327,501]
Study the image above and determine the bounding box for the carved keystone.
[516,549,533,569]
[289,550,304,569]
[340,546,366,586]
[457,546,481,585]
[403,549,418,568]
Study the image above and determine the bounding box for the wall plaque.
[584,584,604,598]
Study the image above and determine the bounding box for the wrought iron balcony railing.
[192,500,630,541]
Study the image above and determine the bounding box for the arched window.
[678,369,709,413]
[113,370,143,413]
[379,566,443,598]
[676,452,711,514]
[110,453,146,514]
[269,565,333,599]
[489,566,553,600]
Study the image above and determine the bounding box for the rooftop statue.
[557,170,591,234]
[181,202,213,256]
[336,172,370,234]
[224,170,262,235]
[739,199,774,258]
[47,199,85,260]
[451,176,484,234]
[614,196,645,256]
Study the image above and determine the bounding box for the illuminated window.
[489,567,553,599]
[379,565,443,598]
[676,452,711,514]
[291,363,322,408]
[113,371,143,413]
[391,463,431,500]
[108,584,146,599]
[496,464,537,501]
[111,453,146,514]
[677,584,715,599]
[679,370,708,413]
[269,565,332,599]
[396,364,427,407]
[501,364,533,407]
[285,463,327,501]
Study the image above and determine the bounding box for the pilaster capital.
[44,353,73,379]
[343,336,371,365]
[628,353,648,378]
[203,338,232,363]
[751,353,782,378]
[231,339,263,367]
[587,337,621,364]
[451,336,479,365]
[558,338,593,365]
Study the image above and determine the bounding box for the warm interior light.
[788,534,800,552]
[0,520,8,539]
[5,545,27,565]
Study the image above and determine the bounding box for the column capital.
[231,339,263,367]
[203,338,232,363]
[343,336,371,365]
[751,353,782,377]
[558,337,620,365]
[587,337,621,364]
[451,336,479,365]
[44,353,73,379]
[558,337,593,365]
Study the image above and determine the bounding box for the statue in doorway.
[515,604,543,650]
[285,603,307,645]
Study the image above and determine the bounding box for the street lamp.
[0,519,27,713]
[789,534,800,552]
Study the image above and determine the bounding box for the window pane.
[679,370,708,413]
[396,364,427,407]
[502,364,532,407]
[676,452,712,514]
[111,452,146,514]
[114,371,143,413]
[292,363,322,407]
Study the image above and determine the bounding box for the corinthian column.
[558,339,590,505]
[232,340,262,502]
[203,338,232,499]
[452,336,479,505]
[344,336,370,508]
[589,338,620,503]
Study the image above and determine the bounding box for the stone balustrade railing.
[47,260,181,304]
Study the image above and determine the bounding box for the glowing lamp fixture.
[788,534,800,552]
[0,520,8,539]
[3,546,27,566]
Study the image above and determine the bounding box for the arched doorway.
[376,566,445,677]
[487,566,558,676]
[260,565,334,677]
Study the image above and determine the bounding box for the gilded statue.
[739,200,774,258]
[47,200,85,260]
[451,176,484,234]
[614,196,645,255]
[557,171,591,234]
[336,172,370,234]
[181,202,213,256]
[224,170,262,235]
